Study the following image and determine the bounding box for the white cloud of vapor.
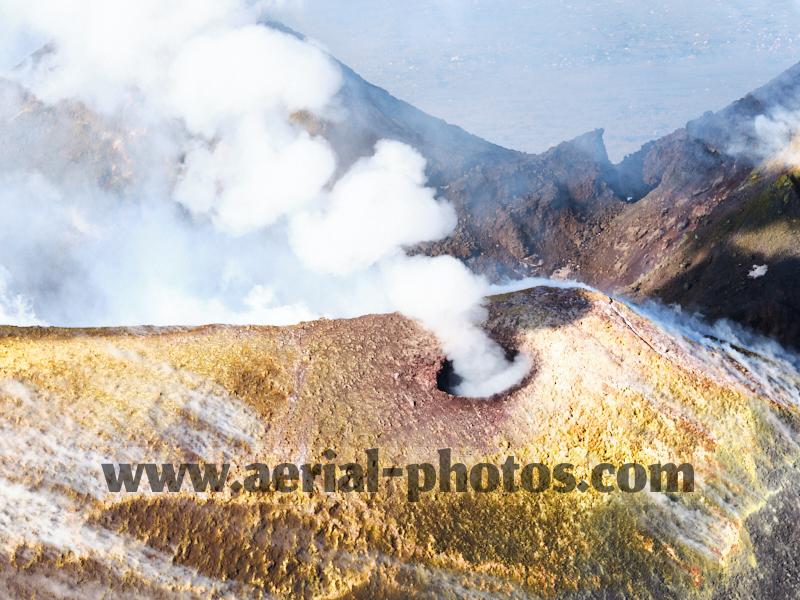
[0,267,39,326]
[739,61,800,169]
[753,110,800,168]
[0,0,528,396]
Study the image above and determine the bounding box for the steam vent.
[2,286,799,598]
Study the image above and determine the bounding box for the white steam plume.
[753,109,800,168]
[739,63,800,169]
[0,0,528,396]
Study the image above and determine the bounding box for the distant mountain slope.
[577,63,800,345]
[323,54,800,346]
[4,23,798,345]
[324,64,643,278]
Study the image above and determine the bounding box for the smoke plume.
[734,60,800,169]
[0,0,528,397]
[753,109,800,168]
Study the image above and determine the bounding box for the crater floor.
[0,287,798,599]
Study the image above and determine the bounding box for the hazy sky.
[3,1,798,161]
[271,0,800,161]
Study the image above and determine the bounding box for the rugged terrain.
[3,39,799,345]
[320,56,800,348]
[0,286,799,598]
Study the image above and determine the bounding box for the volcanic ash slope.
[0,287,799,599]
